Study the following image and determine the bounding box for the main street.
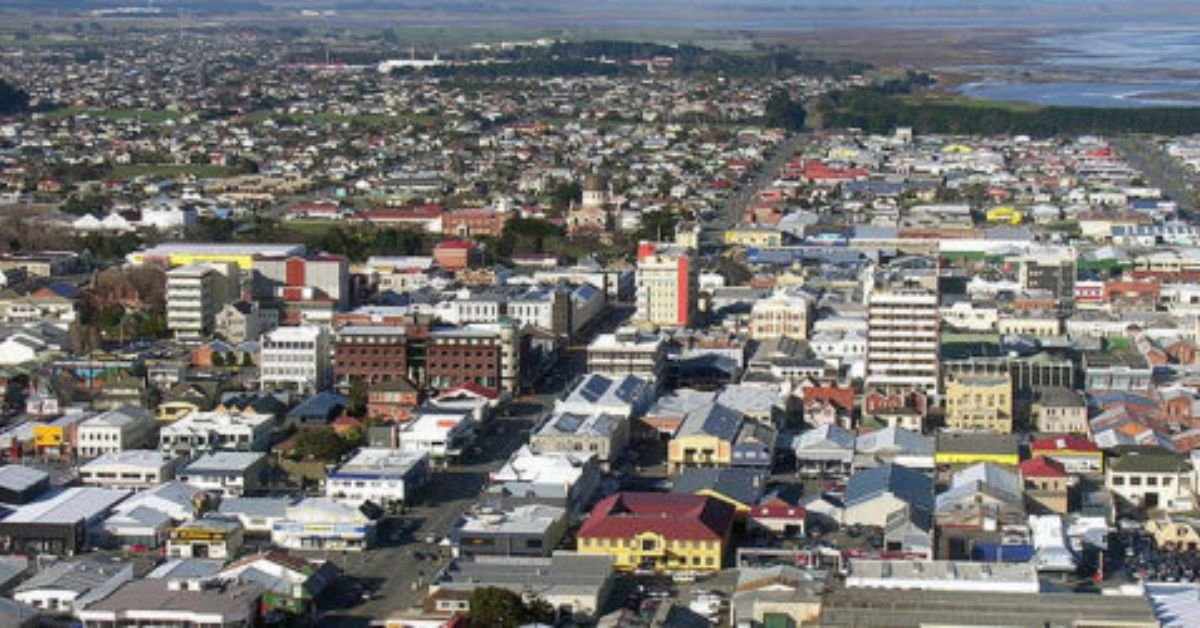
[1113,135,1198,219]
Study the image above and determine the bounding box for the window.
[1130,476,1142,487]
[1112,476,1125,486]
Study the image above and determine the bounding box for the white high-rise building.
[260,325,331,394]
[865,286,940,397]
[635,242,697,328]
[166,262,238,343]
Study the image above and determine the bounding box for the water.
[957,81,1200,108]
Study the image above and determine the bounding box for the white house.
[325,448,430,510]
[271,497,376,552]
[76,405,157,458]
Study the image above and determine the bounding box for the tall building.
[166,262,238,343]
[635,242,698,329]
[864,283,940,412]
[253,255,351,311]
[426,322,519,394]
[260,325,331,394]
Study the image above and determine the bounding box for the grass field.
[281,219,343,236]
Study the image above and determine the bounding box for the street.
[1113,135,1197,219]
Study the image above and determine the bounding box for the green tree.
[291,426,352,462]
[346,376,368,418]
[764,88,806,130]
[466,587,552,628]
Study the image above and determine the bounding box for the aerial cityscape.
[1,0,1200,626]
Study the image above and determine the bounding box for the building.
[0,487,129,555]
[1029,435,1102,474]
[333,325,409,386]
[271,498,376,552]
[1144,518,1200,551]
[219,551,339,618]
[1021,457,1070,514]
[253,255,350,310]
[397,407,476,461]
[129,242,304,270]
[166,262,238,343]
[672,467,766,514]
[845,558,1038,594]
[819,588,1158,627]
[530,412,629,469]
[934,433,1020,467]
[425,323,520,394]
[325,448,430,509]
[864,284,940,409]
[1019,248,1077,300]
[433,239,481,271]
[487,446,603,515]
[12,555,132,617]
[78,579,264,628]
[158,411,274,457]
[943,374,1013,434]
[423,553,615,621]
[1032,387,1088,433]
[177,452,267,498]
[577,492,734,573]
[79,451,181,490]
[166,516,244,560]
[730,566,825,628]
[0,465,50,504]
[259,325,331,394]
[843,463,933,532]
[76,405,157,458]
[635,242,697,328]
[586,328,667,378]
[453,504,568,558]
[1083,350,1153,391]
[214,300,277,344]
[1105,447,1194,512]
[668,402,776,475]
[749,290,813,340]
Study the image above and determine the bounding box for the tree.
[291,426,352,462]
[346,376,368,418]
[765,88,806,130]
[0,78,29,116]
[465,587,553,628]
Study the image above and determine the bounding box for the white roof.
[0,465,48,492]
[332,448,427,478]
[3,487,128,524]
[137,243,303,256]
[83,450,172,471]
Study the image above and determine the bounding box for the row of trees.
[819,83,1200,136]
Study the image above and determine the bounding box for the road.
[1113,135,1197,219]
[315,397,552,627]
[698,132,809,252]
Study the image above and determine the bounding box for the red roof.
[437,381,500,401]
[578,492,735,542]
[1020,456,1067,478]
[1030,435,1099,454]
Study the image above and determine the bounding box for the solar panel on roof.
[554,413,586,434]
[579,375,611,402]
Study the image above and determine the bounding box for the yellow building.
[986,206,1023,225]
[944,374,1014,434]
[157,401,200,422]
[577,493,734,573]
[724,225,782,248]
[1145,518,1200,552]
[935,433,1020,467]
[127,243,304,270]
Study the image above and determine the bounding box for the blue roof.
[845,463,933,512]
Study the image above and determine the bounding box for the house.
[671,467,767,514]
[101,482,204,550]
[935,463,1024,559]
[1105,447,1194,512]
[271,497,376,552]
[398,406,477,462]
[219,551,339,619]
[944,375,1013,434]
[367,378,421,422]
[843,464,934,530]
[668,402,742,475]
[218,497,294,536]
[792,425,855,477]
[1144,518,1200,551]
[12,555,132,617]
[158,411,274,457]
[166,516,244,560]
[78,579,264,628]
[452,504,568,559]
[1021,457,1071,515]
[1030,435,1103,474]
[177,452,267,497]
[747,487,808,537]
[577,492,735,573]
[1032,388,1089,434]
[854,426,935,470]
[556,373,656,419]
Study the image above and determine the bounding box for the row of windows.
[1112,474,1175,487]
[581,537,717,550]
